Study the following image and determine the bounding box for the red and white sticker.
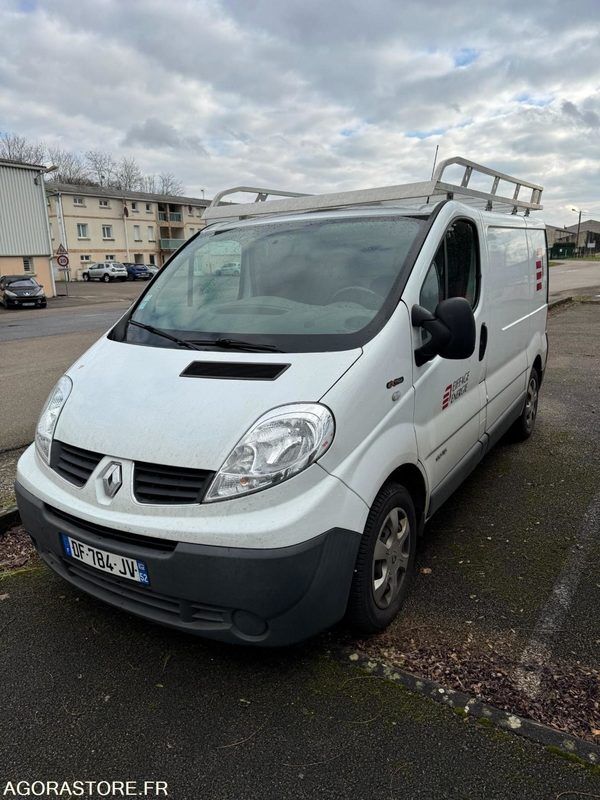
[535,259,543,291]
[442,371,470,410]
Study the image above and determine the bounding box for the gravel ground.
[0,525,37,572]
[0,447,24,509]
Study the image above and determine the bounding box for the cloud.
[0,0,599,224]
[124,118,209,154]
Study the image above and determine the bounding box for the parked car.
[145,264,159,276]
[82,262,128,282]
[123,263,152,281]
[215,262,240,276]
[0,275,47,309]
[15,157,548,647]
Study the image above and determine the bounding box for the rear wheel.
[511,367,540,441]
[346,483,417,633]
[103,273,110,283]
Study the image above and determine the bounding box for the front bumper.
[5,296,45,306]
[16,482,361,646]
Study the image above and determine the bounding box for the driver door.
[405,217,487,509]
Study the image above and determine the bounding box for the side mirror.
[412,297,476,367]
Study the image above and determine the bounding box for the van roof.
[203,156,543,226]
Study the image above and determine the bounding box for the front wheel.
[511,367,540,441]
[82,272,89,281]
[103,273,110,283]
[346,483,417,633]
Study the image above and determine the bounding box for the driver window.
[419,220,479,313]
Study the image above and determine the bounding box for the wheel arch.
[384,462,428,535]
[532,354,543,386]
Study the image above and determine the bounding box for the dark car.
[0,275,47,309]
[123,263,151,281]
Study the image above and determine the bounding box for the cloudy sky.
[1,0,599,224]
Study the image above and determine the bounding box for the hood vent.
[180,361,290,381]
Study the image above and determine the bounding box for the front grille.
[133,461,215,505]
[46,504,178,552]
[62,559,229,629]
[50,441,103,487]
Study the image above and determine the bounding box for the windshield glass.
[126,215,424,351]
[8,278,38,288]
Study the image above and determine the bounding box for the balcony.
[160,238,185,250]
[158,212,183,222]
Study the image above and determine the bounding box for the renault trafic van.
[16,157,548,645]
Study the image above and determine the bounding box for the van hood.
[56,336,361,471]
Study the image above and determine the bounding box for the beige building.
[46,183,210,280]
[0,159,55,296]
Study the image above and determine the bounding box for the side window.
[420,220,479,312]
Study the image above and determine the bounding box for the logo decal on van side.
[535,259,543,291]
[442,371,470,410]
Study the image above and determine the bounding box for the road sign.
[56,254,69,268]
[56,243,68,255]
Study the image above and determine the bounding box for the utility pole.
[571,207,584,257]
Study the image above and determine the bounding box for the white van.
[16,157,548,645]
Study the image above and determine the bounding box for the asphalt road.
[1,571,599,800]
[550,259,600,299]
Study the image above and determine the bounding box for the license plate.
[61,533,149,585]
[22,302,34,306]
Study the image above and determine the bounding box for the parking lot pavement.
[359,302,600,738]
[549,259,600,299]
[1,570,599,800]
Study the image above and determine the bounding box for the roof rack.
[203,156,543,223]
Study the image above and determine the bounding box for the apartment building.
[0,158,55,296]
[46,183,210,279]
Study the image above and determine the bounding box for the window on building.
[131,201,138,212]
[148,254,156,265]
[102,224,113,239]
[99,199,109,208]
[188,205,193,215]
[23,257,33,273]
[133,225,141,241]
[105,254,115,261]
[147,225,155,241]
[80,255,91,262]
[145,203,152,213]
[49,222,54,240]
[77,223,89,239]
[73,197,84,206]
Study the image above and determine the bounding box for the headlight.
[5,290,16,297]
[204,403,335,502]
[35,375,73,464]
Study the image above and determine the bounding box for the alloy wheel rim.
[372,507,410,609]
[525,377,538,430]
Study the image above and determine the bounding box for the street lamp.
[571,207,586,257]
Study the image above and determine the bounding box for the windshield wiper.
[128,320,202,350]
[189,337,283,353]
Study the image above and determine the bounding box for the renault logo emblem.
[102,462,123,498]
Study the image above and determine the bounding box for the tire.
[103,273,110,283]
[346,482,417,633]
[40,301,47,308]
[510,367,540,441]
[82,272,89,281]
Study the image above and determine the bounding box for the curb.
[0,505,20,535]
[341,648,600,768]
[548,296,574,311]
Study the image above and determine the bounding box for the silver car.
[83,261,128,282]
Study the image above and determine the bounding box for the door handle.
[479,323,488,361]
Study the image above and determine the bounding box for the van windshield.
[126,215,425,352]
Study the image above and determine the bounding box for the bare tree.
[140,173,158,194]
[46,146,91,184]
[0,132,46,164]
[158,172,184,196]
[114,156,143,190]
[85,150,117,186]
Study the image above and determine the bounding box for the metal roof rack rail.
[203,156,543,223]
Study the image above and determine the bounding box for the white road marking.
[515,491,600,697]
